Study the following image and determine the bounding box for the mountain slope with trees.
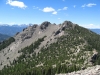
[0,21,100,75]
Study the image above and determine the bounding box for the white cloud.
[82,3,96,8]
[63,7,68,10]
[86,3,96,7]
[82,4,86,7]
[0,22,16,26]
[52,11,57,15]
[8,22,16,26]
[73,5,76,8]
[42,7,57,15]
[81,24,100,29]
[6,0,27,9]
[58,9,62,11]
[57,7,68,11]
[43,7,55,12]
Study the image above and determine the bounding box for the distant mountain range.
[0,33,10,42]
[90,29,100,34]
[0,24,28,36]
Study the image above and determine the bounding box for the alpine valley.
[0,21,100,75]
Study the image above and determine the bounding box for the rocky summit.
[0,21,100,75]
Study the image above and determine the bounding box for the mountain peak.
[62,20,74,28]
[40,21,51,30]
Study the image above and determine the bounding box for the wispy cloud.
[81,24,100,29]
[58,9,62,11]
[73,5,76,8]
[52,11,57,15]
[63,7,68,10]
[82,3,96,8]
[58,18,62,23]
[82,4,86,8]
[62,0,65,1]
[57,7,68,11]
[6,0,27,9]
[33,6,39,9]
[86,3,96,7]
[0,22,16,26]
[8,22,16,25]
[42,7,57,15]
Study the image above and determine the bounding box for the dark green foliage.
[0,37,15,51]
[0,63,81,75]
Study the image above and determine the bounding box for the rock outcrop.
[20,25,37,41]
[40,21,51,30]
[56,65,100,75]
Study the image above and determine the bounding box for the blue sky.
[0,0,100,28]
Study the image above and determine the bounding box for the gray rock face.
[62,21,74,29]
[20,25,37,41]
[54,21,74,36]
[40,21,51,30]
[54,30,61,36]
[55,65,100,75]
[33,24,38,28]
